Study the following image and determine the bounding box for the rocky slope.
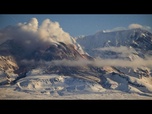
[0,39,103,84]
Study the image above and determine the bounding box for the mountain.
[0,39,103,84]
[76,28,152,57]
[76,28,152,67]
[76,28,152,93]
[1,28,152,96]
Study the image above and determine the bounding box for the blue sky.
[0,14,152,37]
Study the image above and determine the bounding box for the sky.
[0,14,152,37]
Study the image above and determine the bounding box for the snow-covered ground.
[0,74,152,99]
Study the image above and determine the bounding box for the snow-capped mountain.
[76,28,152,93]
[76,28,152,68]
[1,28,152,99]
[76,28,152,57]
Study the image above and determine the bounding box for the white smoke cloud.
[0,18,86,54]
[38,19,72,44]
[0,18,73,46]
[128,23,152,32]
[18,18,38,33]
[128,24,143,29]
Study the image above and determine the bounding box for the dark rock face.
[0,39,104,84]
[31,42,83,61]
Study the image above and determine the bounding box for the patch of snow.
[26,68,45,76]
[1,73,152,99]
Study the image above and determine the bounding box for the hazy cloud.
[93,57,152,68]
[103,24,152,33]
[94,46,137,57]
[44,56,152,69]
[20,54,152,70]
[103,27,127,32]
